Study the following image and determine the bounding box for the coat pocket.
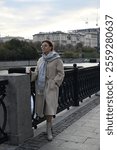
[49,79,56,90]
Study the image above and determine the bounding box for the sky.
[0,0,100,39]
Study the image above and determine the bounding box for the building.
[33,28,100,51]
[70,28,100,51]
[33,31,80,46]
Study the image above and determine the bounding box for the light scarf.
[37,51,60,93]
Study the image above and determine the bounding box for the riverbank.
[0,58,100,70]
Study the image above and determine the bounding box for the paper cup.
[26,67,31,73]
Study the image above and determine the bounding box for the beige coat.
[31,58,64,117]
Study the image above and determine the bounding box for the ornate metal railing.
[8,64,100,128]
[57,69,75,112]
[76,66,100,103]
[0,79,8,144]
[32,65,100,128]
[57,65,100,113]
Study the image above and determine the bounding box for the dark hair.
[41,40,54,51]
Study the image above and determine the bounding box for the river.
[0,62,99,75]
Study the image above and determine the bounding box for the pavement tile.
[0,144,17,150]
[72,128,99,139]
[84,137,100,146]
[38,139,64,150]
[55,134,87,143]
[39,104,100,150]
[0,95,100,150]
[59,141,99,150]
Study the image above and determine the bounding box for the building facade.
[33,28,100,50]
[33,31,80,46]
[70,28,100,50]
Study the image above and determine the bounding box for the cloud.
[0,0,100,39]
[35,7,99,31]
[12,0,55,1]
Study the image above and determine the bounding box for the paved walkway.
[0,94,100,150]
[39,105,100,150]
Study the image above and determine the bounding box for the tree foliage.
[0,39,39,61]
[62,44,100,58]
[0,40,100,61]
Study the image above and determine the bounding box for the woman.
[31,40,64,141]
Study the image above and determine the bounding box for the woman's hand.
[25,67,31,74]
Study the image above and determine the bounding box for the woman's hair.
[42,40,54,51]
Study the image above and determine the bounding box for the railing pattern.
[0,79,8,144]
[57,65,100,113]
[77,66,100,103]
[8,64,100,128]
[57,69,75,113]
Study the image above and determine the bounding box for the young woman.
[31,40,64,141]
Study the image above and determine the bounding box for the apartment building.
[70,28,100,49]
[33,31,80,46]
[33,28,100,49]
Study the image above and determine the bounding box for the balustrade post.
[73,64,79,106]
[0,74,33,145]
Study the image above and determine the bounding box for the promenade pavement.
[0,93,100,150]
[39,105,100,150]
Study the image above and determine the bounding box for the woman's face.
[41,42,52,55]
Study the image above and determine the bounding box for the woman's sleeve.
[54,59,64,87]
[31,66,38,82]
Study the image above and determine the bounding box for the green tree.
[0,39,39,61]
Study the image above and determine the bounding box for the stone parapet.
[0,74,33,145]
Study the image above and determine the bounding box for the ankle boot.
[47,122,53,141]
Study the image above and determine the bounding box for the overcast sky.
[0,0,100,39]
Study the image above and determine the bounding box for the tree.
[65,44,75,51]
[0,39,39,61]
[75,42,83,50]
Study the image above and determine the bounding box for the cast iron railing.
[57,65,100,113]
[8,64,100,128]
[0,79,8,144]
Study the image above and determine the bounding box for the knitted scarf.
[37,51,60,93]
